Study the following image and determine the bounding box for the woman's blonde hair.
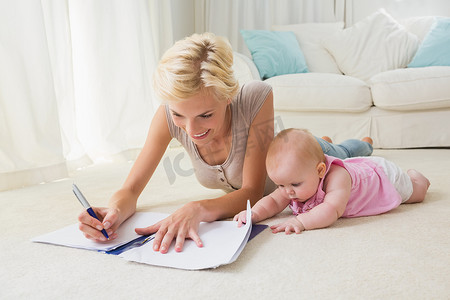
[153,32,239,102]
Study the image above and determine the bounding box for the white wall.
[345,0,450,25]
[168,0,450,49]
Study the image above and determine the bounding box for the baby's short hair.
[267,128,325,168]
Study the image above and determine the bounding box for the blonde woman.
[78,33,373,253]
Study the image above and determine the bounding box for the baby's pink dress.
[289,155,402,217]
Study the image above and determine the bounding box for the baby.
[234,128,430,234]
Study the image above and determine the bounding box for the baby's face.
[268,156,322,202]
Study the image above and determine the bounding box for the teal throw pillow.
[241,30,308,79]
[408,18,450,67]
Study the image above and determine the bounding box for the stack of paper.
[32,201,256,270]
[32,212,168,252]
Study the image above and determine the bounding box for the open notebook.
[32,201,266,270]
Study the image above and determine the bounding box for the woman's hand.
[78,207,120,242]
[135,201,204,254]
[270,216,305,234]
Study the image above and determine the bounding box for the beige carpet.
[1,148,449,299]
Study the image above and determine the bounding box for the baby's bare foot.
[408,169,431,188]
[321,136,333,143]
[405,169,430,203]
[361,137,373,145]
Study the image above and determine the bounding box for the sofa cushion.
[232,52,261,85]
[408,18,450,68]
[271,22,344,74]
[322,9,420,82]
[400,16,438,42]
[266,73,372,112]
[240,30,308,80]
[370,66,450,111]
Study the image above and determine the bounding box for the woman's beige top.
[165,80,277,195]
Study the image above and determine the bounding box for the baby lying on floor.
[234,128,430,234]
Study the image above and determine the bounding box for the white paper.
[32,201,253,270]
[119,201,252,270]
[32,212,167,252]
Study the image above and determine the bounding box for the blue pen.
[72,183,109,240]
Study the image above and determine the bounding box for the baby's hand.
[233,210,247,227]
[270,216,305,234]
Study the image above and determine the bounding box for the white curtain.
[0,0,172,191]
[0,0,339,191]
[195,0,339,53]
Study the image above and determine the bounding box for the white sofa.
[232,10,450,149]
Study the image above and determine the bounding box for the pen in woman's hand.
[72,183,109,240]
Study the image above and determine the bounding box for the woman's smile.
[192,129,211,140]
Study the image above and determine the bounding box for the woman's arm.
[110,105,172,223]
[78,105,172,240]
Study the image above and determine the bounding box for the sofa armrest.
[232,51,261,85]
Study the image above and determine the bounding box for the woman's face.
[168,92,230,146]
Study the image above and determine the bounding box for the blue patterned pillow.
[408,18,450,67]
[241,30,308,79]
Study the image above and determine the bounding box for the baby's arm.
[234,188,290,226]
[298,165,351,230]
[271,165,351,234]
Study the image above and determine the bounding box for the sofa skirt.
[275,107,450,149]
